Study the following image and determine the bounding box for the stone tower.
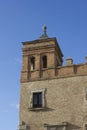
[18,27,87,130]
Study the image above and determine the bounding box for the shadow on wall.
[44,122,81,130]
[67,123,81,130]
[29,107,54,112]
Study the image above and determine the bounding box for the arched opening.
[42,55,47,68]
[30,57,35,71]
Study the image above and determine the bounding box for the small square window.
[33,92,42,108]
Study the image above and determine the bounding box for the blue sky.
[0,0,87,130]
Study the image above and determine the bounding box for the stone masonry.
[18,27,87,130]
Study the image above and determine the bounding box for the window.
[42,55,47,68]
[29,88,46,110]
[85,124,87,130]
[33,92,42,108]
[30,57,35,71]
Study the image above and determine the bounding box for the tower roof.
[22,26,63,58]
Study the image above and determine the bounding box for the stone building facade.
[18,27,87,130]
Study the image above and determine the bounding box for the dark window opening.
[85,88,87,100]
[42,55,47,68]
[30,57,35,71]
[85,124,87,130]
[33,92,42,108]
[86,93,87,100]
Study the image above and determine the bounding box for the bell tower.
[18,26,87,130]
[21,26,63,82]
[19,26,63,130]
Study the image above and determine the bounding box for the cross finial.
[39,25,48,39]
[43,25,47,34]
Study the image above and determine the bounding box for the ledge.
[44,122,68,127]
[22,37,57,45]
[28,107,46,111]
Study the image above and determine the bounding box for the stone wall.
[19,76,87,130]
[19,37,87,130]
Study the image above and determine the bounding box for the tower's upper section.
[20,27,87,83]
[21,27,63,82]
